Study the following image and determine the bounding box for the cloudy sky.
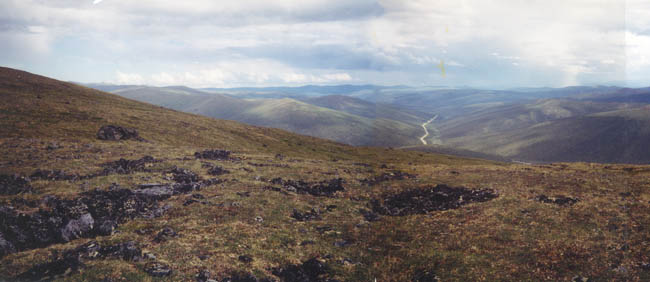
[1,0,649,88]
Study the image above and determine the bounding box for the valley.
[90,83,650,164]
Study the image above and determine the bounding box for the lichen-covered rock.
[96,125,144,141]
[60,213,94,242]
[144,261,172,277]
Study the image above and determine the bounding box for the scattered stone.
[96,219,118,236]
[248,162,290,168]
[639,262,650,271]
[101,156,157,175]
[17,240,142,280]
[412,269,440,282]
[136,228,154,235]
[291,208,322,221]
[0,174,32,195]
[338,258,356,266]
[315,226,333,234]
[96,125,145,141]
[359,209,381,222]
[100,241,142,261]
[144,253,157,260]
[194,149,232,160]
[30,169,79,181]
[222,271,273,282]
[238,255,253,263]
[272,257,331,282]
[333,240,352,247]
[198,255,211,261]
[360,171,416,186]
[184,199,199,206]
[534,195,579,206]
[270,178,345,197]
[572,275,591,282]
[207,165,230,176]
[144,261,172,277]
[196,269,212,282]
[237,191,251,197]
[134,184,174,200]
[300,240,315,246]
[254,216,264,223]
[153,227,177,243]
[168,166,201,183]
[46,142,62,150]
[371,184,499,216]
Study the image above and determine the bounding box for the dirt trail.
[419,115,438,145]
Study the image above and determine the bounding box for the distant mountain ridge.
[84,82,650,163]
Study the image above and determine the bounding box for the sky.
[1,0,649,88]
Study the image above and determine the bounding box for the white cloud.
[115,71,145,85]
[1,0,647,87]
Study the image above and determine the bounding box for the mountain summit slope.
[1,67,649,281]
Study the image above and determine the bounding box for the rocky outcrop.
[96,125,145,141]
[371,184,498,216]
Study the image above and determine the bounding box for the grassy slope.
[1,67,649,281]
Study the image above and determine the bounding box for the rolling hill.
[438,98,650,163]
[1,67,649,281]
[98,86,429,147]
